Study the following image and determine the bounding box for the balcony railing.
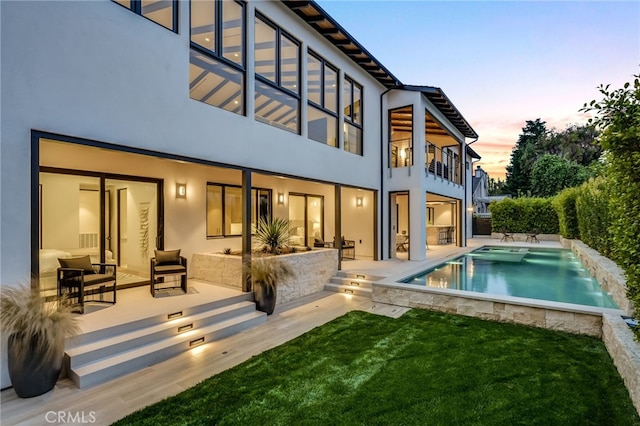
[425,142,462,185]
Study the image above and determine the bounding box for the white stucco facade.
[0,0,478,389]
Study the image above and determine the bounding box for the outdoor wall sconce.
[277,192,285,205]
[176,183,187,199]
[356,196,364,207]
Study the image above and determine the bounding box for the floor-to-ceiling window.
[254,13,300,133]
[288,193,324,247]
[307,50,338,147]
[189,0,245,114]
[343,76,363,155]
[38,170,162,294]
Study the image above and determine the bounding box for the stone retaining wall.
[191,249,338,304]
[603,314,640,414]
[372,284,605,337]
[562,238,633,316]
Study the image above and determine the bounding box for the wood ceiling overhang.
[282,1,479,141]
[283,0,402,89]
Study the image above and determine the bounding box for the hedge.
[552,187,580,239]
[575,177,613,258]
[489,197,558,234]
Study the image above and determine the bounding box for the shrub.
[489,197,558,234]
[575,177,613,257]
[254,217,291,254]
[581,74,640,327]
[552,187,580,239]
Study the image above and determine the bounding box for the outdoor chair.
[57,255,117,314]
[526,230,540,243]
[500,230,515,242]
[150,249,187,297]
[334,236,356,260]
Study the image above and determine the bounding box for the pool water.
[401,247,618,309]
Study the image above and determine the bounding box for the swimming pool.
[400,247,618,309]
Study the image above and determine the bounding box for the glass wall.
[113,0,177,32]
[254,14,300,134]
[207,184,272,237]
[343,76,363,155]
[307,50,338,147]
[389,105,413,168]
[189,0,245,114]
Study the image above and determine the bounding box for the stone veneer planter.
[191,249,338,305]
[603,314,640,414]
[561,237,634,316]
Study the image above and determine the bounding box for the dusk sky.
[316,0,640,180]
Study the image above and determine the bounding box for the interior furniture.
[150,249,187,297]
[57,255,117,314]
[313,238,333,248]
[396,235,409,252]
[334,236,355,260]
[526,230,540,243]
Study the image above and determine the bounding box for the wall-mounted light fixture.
[176,183,187,199]
[356,196,364,207]
[277,192,285,205]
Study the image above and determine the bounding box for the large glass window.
[190,0,245,115]
[307,51,338,147]
[254,14,300,134]
[113,0,177,32]
[207,184,272,237]
[390,105,413,168]
[343,76,363,155]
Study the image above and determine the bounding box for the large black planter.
[7,333,63,398]
[253,284,277,315]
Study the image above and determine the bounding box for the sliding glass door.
[38,169,161,293]
[288,193,324,247]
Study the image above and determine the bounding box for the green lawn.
[115,309,639,425]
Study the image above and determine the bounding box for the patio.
[0,238,584,424]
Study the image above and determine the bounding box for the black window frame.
[189,0,247,115]
[206,183,272,238]
[343,75,364,156]
[254,12,301,134]
[307,49,339,147]
[112,0,179,33]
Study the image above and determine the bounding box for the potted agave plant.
[246,257,293,315]
[0,285,79,398]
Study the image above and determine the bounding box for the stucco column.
[241,170,252,292]
[409,189,427,261]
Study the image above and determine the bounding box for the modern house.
[0,0,479,388]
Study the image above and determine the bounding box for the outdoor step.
[324,283,372,297]
[68,293,253,348]
[69,311,266,388]
[66,301,257,369]
[329,277,373,288]
[335,271,384,281]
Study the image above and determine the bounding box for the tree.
[580,73,640,323]
[504,119,548,196]
[504,120,601,197]
[545,125,601,166]
[530,154,592,197]
[488,177,507,196]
